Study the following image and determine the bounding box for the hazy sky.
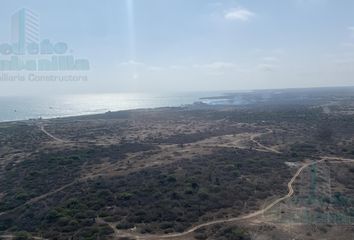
[0,0,354,95]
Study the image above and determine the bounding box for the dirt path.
[96,217,122,238]
[39,125,67,143]
[1,152,354,239]
[0,128,292,220]
[117,156,354,240]
[2,123,352,239]
[0,180,79,217]
[4,128,279,215]
[250,129,281,154]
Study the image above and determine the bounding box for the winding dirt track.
[39,125,67,143]
[119,157,354,240]
[2,125,354,239]
[250,129,282,154]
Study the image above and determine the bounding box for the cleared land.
[1,88,354,239]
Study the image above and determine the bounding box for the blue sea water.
[0,92,223,122]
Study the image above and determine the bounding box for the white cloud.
[257,56,281,72]
[224,7,255,21]
[118,60,145,67]
[257,63,278,72]
[118,60,163,72]
[195,62,237,70]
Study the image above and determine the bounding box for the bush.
[116,220,134,230]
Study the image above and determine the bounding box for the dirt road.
[39,125,67,143]
[120,156,354,240]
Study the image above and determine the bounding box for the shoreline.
[0,105,206,125]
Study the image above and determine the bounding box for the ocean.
[0,92,223,122]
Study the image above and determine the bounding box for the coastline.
[0,92,225,123]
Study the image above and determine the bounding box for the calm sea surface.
[0,92,225,122]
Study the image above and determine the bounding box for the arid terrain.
[1,88,354,240]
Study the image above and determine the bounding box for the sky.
[0,0,354,95]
